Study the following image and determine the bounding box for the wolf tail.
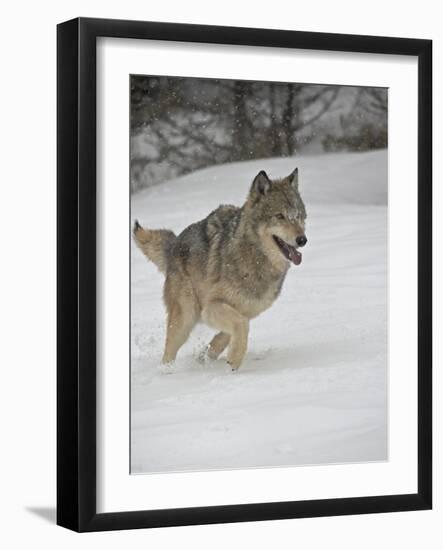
[132,220,176,274]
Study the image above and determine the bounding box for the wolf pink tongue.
[290,248,302,265]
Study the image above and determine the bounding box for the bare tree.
[281,84,339,154]
[130,76,355,191]
[321,88,388,153]
[355,87,388,116]
[230,80,254,160]
[252,82,340,157]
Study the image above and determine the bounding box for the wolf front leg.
[202,302,249,370]
[207,332,231,360]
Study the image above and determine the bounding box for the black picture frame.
[57,17,432,532]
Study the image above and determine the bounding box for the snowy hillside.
[131,150,388,474]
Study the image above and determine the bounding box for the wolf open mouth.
[273,236,302,265]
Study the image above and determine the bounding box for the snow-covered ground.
[131,150,388,474]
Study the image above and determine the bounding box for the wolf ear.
[287,168,299,190]
[251,170,272,196]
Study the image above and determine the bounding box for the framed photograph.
[57,17,432,532]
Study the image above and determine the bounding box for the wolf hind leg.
[207,332,230,360]
[162,277,199,364]
[162,303,197,364]
[202,302,249,370]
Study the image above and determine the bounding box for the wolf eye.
[275,213,285,220]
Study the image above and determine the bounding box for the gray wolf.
[133,168,307,370]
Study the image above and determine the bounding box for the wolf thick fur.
[133,169,307,370]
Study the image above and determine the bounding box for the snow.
[131,150,388,474]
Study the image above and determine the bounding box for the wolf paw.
[157,362,175,375]
[227,361,240,372]
[197,347,211,364]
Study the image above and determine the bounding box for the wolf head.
[246,168,307,266]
